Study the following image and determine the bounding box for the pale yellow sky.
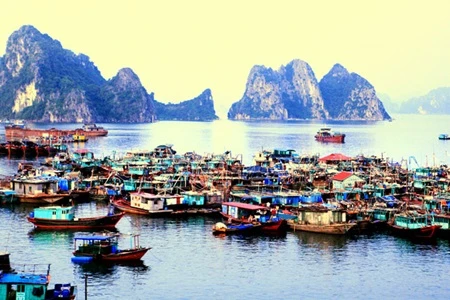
[1,0,449,116]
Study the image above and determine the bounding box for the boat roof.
[221,202,268,211]
[74,235,113,241]
[34,206,73,210]
[0,272,49,285]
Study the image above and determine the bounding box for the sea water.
[0,114,450,299]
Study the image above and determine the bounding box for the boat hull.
[111,199,173,216]
[289,221,357,235]
[220,212,288,234]
[212,222,261,235]
[27,212,125,230]
[314,134,345,143]
[18,193,69,204]
[73,248,150,263]
[101,248,150,262]
[388,224,441,241]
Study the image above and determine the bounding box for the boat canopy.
[221,202,267,211]
[74,235,113,241]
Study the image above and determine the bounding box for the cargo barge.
[5,123,108,140]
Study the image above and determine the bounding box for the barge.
[5,123,108,140]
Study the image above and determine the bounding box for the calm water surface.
[1,114,450,299]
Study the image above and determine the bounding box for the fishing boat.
[110,193,174,216]
[288,206,357,235]
[314,127,346,143]
[220,202,288,234]
[10,177,70,204]
[71,232,150,264]
[0,252,77,299]
[212,221,261,235]
[387,212,441,242]
[27,205,125,230]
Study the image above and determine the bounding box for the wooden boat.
[27,205,125,230]
[220,202,288,234]
[71,233,150,263]
[212,221,261,235]
[287,206,356,235]
[289,220,356,235]
[111,193,174,216]
[0,252,77,299]
[10,177,70,204]
[314,127,345,143]
[388,212,441,242]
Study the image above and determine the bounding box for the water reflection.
[292,231,351,250]
[74,260,149,277]
[28,230,75,245]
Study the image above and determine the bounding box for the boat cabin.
[10,178,59,197]
[221,202,270,222]
[296,207,348,225]
[31,206,75,221]
[129,192,171,213]
[0,261,75,300]
[72,234,118,263]
[393,213,430,229]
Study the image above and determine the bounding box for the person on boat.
[248,215,254,223]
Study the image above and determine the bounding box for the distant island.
[0,25,218,123]
[227,60,391,121]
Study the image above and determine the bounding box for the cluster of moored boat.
[0,142,448,243]
[1,141,450,299]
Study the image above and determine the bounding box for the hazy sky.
[1,0,449,116]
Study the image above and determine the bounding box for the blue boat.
[0,252,77,299]
[212,222,261,235]
[438,133,450,140]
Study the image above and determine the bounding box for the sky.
[1,0,450,117]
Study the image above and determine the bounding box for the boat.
[287,206,357,235]
[387,212,441,242]
[212,221,261,235]
[71,232,150,263]
[27,205,125,230]
[438,133,450,140]
[0,251,77,299]
[10,177,70,204]
[111,193,174,216]
[314,127,346,143]
[0,189,17,204]
[72,133,88,142]
[4,123,107,140]
[220,202,288,234]
[81,123,108,136]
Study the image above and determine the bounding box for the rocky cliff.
[154,89,218,121]
[98,68,156,122]
[228,59,328,120]
[319,64,391,120]
[228,60,391,121]
[398,87,450,114]
[0,25,216,122]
